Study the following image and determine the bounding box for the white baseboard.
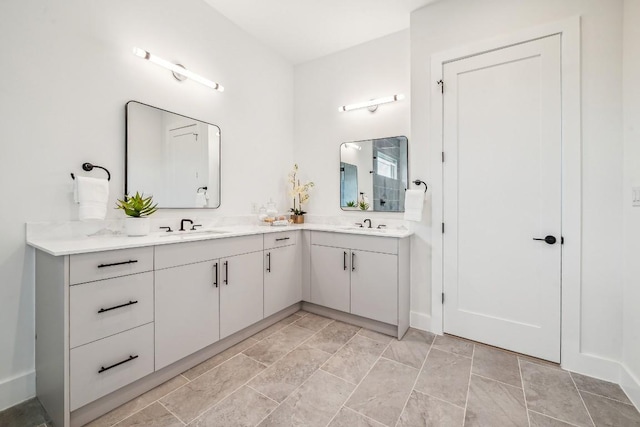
[621,364,640,411]
[410,311,432,332]
[561,351,622,384]
[0,370,36,412]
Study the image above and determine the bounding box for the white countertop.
[27,223,413,256]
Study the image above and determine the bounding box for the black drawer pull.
[98,355,138,373]
[275,237,290,242]
[97,260,138,268]
[98,300,138,314]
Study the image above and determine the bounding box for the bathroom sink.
[159,229,228,238]
[340,226,387,233]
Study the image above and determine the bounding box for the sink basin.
[340,226,387,233]
[159,229,228,238]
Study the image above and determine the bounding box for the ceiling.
[203,0,436,64]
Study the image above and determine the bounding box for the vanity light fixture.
[344,143,362,150]
[338,94,405,113]
[132,47,224,92]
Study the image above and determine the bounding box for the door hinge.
[437,79,444,94]
[442,293,445,304]
[442,223,445,233]
[442,152,445,163]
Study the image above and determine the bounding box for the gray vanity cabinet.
[264,231,301,317]
[219,251,264,339]
[308,231,410,338]
[350,250,398,325]
[310,244,351,312]
[154,260,220,370]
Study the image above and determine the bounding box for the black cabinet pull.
[213,262,218,288]
[224,261,229,285]
[98,355,138,373]
[267,252,271,272]
[98,300,138,314]
[352,252,356,271]
[275,237,290,242]
[98,260,138,268]
[343,251,347,270]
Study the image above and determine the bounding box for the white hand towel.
[75,176,109,220]
[195,191,208,207]
[403,189,424,222]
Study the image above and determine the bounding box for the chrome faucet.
[363,219,372,228]
[179,219,194,231]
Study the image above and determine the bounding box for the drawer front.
[264,230,298,249]
[155,234,263,270]
[311,231,398,255]
[70,323,154,410]
[70,272,154,348]
[70,247,154,285]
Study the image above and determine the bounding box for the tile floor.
[3,310,640,427]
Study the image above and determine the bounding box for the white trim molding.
[410,311,431,332]
[428,17,614,378]
[0,370,35,412]
[621,364,640,411]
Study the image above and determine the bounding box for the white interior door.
[443,35,562,362]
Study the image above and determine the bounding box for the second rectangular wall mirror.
[340,136,408,212]
[126,101,221,209]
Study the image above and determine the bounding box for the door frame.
[430,17,581,367]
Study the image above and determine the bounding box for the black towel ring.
[70,163,111,181]
[412,179,428,193]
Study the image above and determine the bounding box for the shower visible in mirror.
[126,101,221,209]
[339,136,408,212]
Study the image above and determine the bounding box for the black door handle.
[533,235,557,245]
[352,252,355,271]
[343,251,347,270]
[224,261,229,284]
[267,252,271,272]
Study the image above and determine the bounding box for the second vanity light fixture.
[132,47,224,92]
[338,94,405,113]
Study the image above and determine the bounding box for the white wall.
[0,0,293,410]
[622,0,640,408]
[293,30,425,323]
[411,0,624,370]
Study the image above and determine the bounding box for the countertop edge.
[27,224,413,256]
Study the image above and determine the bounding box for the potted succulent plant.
[288,164,314,224]
[344,200,358,210]
[116,192,158,236]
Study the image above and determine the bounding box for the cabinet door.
[264,245,301,317]
[310,245,350,312]
[220,251,264,338]
[155,260,220,370]
[351,250,398,325]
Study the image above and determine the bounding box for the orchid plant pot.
[291,214,305,224]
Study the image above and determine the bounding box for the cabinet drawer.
[264,230,298,249]
[70,272,154,348]
[70,323,154,410]
[311,231,398,255]
[155,234,263,270]
[70,247,154,285]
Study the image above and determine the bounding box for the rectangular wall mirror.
[340,136,408,212]
[126,101,220,209]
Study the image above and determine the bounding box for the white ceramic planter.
[125,217,151,236]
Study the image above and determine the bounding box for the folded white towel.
[403,189,424,222]
[195,191,208,207]
[74,176,109,220]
